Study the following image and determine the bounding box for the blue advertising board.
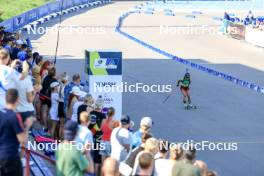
[13,13,27,31]
[38,4,50,18]
[0,0,105,32]
[25,9,39,24]
[49,1,61,14]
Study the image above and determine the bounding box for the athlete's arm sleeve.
[177,80,182,86]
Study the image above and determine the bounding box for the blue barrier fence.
[115,10,264,95]
[0,0,100,32]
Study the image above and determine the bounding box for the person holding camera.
[0,48,29,109]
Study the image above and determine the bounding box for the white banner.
[245,27,264,47]
[89,75,122,120]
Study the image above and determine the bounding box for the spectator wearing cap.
[71,89,87,123]
[56,121,94,176]
[17,44,28,62]
[132,117,153,148]
[49,81,60,139]
[102,157,120,176]
[11,40,23,60]
[77,93,94,124]
[119,133,153,176]
[100,107,116,163]
[171,147,201,176]
[132,137,159,175]
[39,67,57,130]
[0,48,29,109]
[75,111,93,152]
[89,96,106,175]
[64,74,82,112]
[67,86,86,121]
[110,115,132,162]
[0,89,27,176]
[154,143,183,176]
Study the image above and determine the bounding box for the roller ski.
[184,103,197,110]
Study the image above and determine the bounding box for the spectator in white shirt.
[16,75,41,130]
[75,111,93,152]
[71,100,84,123]
[154,143,183,176]
[132,137,159,175]
[0,48,28,109]
[67,86,86,120]
[110,115,132,162]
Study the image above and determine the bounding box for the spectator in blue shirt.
[132,117,153,149]
[11,40,24,60]
[17,44,28,61]
[64,74,81,112]
[0,89,27,176]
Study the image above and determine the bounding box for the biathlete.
[177,72,196,109]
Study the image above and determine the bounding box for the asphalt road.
[26,1,264,175]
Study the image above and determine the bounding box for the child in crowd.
[49,81,60,139]
[67,86,86,120]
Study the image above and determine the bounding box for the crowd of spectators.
[224,11,264,30]
[0,25,218,176]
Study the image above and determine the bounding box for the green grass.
[0,0,53,22]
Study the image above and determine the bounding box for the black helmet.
[185,72,190,78]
